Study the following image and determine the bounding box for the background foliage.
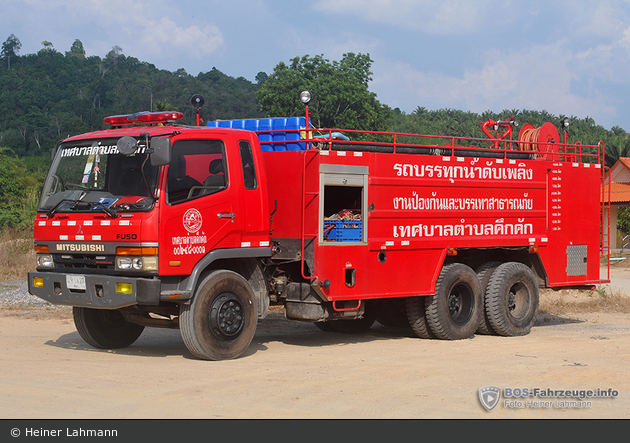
[256,53,391,131]
[1,34,629,233]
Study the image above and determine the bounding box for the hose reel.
[518,122,560,160]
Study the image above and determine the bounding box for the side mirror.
[150,136,171,166]
[117,136,139,155]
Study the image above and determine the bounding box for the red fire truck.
[28,92,610,360]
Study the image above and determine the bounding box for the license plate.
[66,275,86,291]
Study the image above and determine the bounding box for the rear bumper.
[27,271,161,309]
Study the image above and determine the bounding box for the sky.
[2,0,630,130]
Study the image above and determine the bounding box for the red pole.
[305,104,310,141]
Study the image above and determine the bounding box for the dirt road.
[1,300,628,419]
[1,264,629,419]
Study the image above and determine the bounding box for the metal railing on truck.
[256,123,601,163]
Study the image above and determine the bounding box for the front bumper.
[28,271,161,309]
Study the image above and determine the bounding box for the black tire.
[406,296,436,339]
[486,262,539,336]
[475,262,501,335]
[180,270,257,360]
[425,263,483,340]
[376,298,411,329]
[73,307,144,349]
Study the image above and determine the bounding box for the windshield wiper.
[89,201,118,218]
[46,191,87,218]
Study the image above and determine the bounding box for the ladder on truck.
[301,149,319,281]
[601,142,611,282]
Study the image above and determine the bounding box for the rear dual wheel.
[376,298,412,329]
[475,262,501,335]
[407,263,482,340]
[406,295,435,339]
[485,262,539,336]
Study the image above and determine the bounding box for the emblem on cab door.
[183,208,203,233]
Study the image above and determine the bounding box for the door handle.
[217,212,236,219]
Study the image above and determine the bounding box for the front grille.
[54,254,115,270]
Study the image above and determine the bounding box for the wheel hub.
[449,294,462,316]
[210,293,244,339]
[508,291,516,312]
[447,283,474,325]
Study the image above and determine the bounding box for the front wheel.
[180,270,257,360]
[73,307,145,349]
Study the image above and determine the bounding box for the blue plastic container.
[257,118,273,151]
[272,118,287,151]
[207,117,309,151]
[244,119,258,132]
[323,220,363,242]
[231,119,245,130]
[285,117,302,151]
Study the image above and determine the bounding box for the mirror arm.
[139,132,157,201]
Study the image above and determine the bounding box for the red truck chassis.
[28,103,610,360]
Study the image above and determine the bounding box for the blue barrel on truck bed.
[207,117,309,151]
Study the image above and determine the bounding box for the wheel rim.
[209,293,245,339]
[507,282,530,321]
[448,282,474,325]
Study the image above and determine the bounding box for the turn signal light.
[116,247,158,256]
[34,245,50,253]
[33,277,44,288]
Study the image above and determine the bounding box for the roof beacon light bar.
[103,111,184,126]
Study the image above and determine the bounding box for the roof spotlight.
[190,94,205,109]
[299,90,311,104]
[561,117,570,128]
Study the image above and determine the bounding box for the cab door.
[159,136,241,276]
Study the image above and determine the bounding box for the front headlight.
[36,254,54,268]
[116,257,133,270]
[116,256,158,271]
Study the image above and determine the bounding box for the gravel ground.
[0,280,49,307]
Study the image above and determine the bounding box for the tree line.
[1,34,628,231]
[0,35,262,158]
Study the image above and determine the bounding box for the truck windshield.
[38,138,160,215]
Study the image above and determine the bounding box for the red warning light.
[103,111,184,126]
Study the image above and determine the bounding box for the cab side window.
[239,141,257,190]
[167,140,227,204]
